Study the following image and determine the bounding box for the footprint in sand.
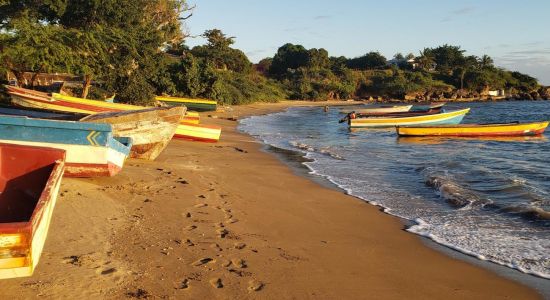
[185,212,192,218]
[231,259,247,268]
[215,222,225,228]
[179,279,190,289]
[227,218,239,224]
[248,280,264,292]
[194,203,207,208]
[217,229,229,238]
[210,243,222,252]
[220,260,232,268]
[192,257,214,266]
[234,243,246,250]
[98,267,117,275]
[210,278,223,288]
[186,225,197,231]
[185,239,195,247]
[62,255,83,266]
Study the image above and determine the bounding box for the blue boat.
[0,115,132,177]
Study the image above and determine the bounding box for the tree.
[479,55,494,69]
[393,53,404,60]
[191,29,251,73]
[347,52,387,70]
[269,43,310,76]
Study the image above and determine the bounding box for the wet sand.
[0,101,542,299]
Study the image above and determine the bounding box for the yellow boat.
[52,93,200,124]
[348,109,470,128]
[7,87,220,142]
[396,121,549,137]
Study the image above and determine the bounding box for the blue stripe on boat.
[0,115,120,148]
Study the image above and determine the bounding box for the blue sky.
[184,0,550,84]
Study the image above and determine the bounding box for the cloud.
[313,15,331,20]
[506,48,550,56]
[452,7,475,15]
[441,6,475,22]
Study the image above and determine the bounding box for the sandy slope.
[0,102,541,299]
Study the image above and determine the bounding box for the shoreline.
[252,117,550,296]
[0,101,543,299]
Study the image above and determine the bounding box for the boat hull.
[10,89,220,143]
[156,96,217,112]
[0,144,65,279]
[80,107,185,160]
[342,105,412,114]
[174,122,222,143]
[0,116,131,177]
[396,121,549,137]
[349,108,470,128]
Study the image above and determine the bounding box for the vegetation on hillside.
[0,1,545,104]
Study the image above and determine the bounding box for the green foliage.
[346,52,388,70]
[169,34,286,104]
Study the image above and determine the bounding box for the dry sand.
[0,101,542,299]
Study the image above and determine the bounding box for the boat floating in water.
[341,104,412,114]
[346,108,470,128]
[396,121,549,137]
[0,144,65,279]
[81,107,185,160]
[0,115,132,177]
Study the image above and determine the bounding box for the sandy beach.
[0,102,542,299]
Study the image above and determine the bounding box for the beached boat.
[341,105,412,114]
[81,107,185,160]
[0,115,132,177]
[396,121,549,137]
[8,88,221,142]
[6,86,200,124]
[156,95,217,112]
[0,106,84,120]
[51,94,219,142]
[0,144,65,279]
[347,108,470,128]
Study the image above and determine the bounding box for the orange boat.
[0,144,65,279]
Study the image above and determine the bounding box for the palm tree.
[417,48,435,71]
[479,55,494,69]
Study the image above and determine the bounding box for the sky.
[183,0,550,85]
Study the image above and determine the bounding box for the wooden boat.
[341,105,412,114]
[156,95,217,112]
[7,88,221,142]
[52,94,219,142]
[396,121,549,137]
[355,108,443,118]
[0,144,65,279]
[80,107,185,160]
[5,86,200,124]
[347,108,470,128]
[411,102,446,111]
[0,115,132,177]
[0,106,84,120]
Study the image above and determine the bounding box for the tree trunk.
[13,71,25,87]
[81,75,92,99]
[30,72,40,88]
[460,71,465,98]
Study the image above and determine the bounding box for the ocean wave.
[289,141,345,160]
[425,175,491,208]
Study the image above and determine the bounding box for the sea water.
[239,101,550,279]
